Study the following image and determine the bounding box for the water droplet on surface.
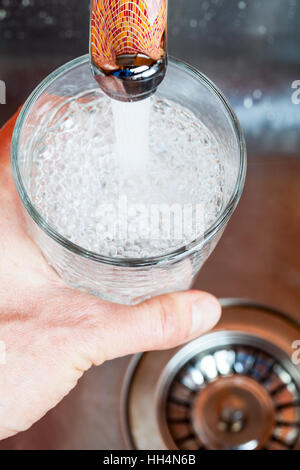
[253,89,263,100]
[244,97,253,109]
[238,1,247,10]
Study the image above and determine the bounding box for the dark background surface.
[1,0,300,144]
[0,0,300,451]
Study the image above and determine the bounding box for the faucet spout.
[90,0,168,101]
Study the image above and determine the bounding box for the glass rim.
[11,55,247,268]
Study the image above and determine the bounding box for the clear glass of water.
[11,56,246,305]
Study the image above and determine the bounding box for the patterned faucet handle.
[90,0,168,72]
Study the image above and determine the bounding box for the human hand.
[0,113,221,440]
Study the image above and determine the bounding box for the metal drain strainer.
[121,300,300,450]
[166,345,299,450]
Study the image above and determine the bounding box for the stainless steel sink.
[0,0,299,450]
[1,301,299,450]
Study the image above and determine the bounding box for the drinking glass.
[11,56,246,305]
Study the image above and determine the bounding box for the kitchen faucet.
[90,0,168,101]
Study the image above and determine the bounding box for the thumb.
[89,291,221,363]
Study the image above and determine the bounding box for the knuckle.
[156,295,187,348]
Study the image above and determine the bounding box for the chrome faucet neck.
[90,0,168,102]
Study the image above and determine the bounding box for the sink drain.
[165,344,299,450]
[121,300,300,450]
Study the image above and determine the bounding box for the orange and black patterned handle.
[90,0,168,101]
